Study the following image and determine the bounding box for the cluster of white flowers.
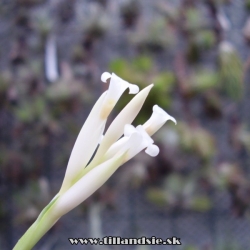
[52,72,176,218]
[13,72,176,250]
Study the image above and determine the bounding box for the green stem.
[13,195,60,250]
[13,213,58,250]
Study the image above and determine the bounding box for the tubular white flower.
[53,132,142,217]
[105,124,159,162]
[60,91,107,193]
[100,72,139,119]
[104,137,129,159]
[90,84,154,167]
[60,73,140,193]
[145,144,159,157]
[101,72,139,94]
[143,105,177,136]
[13,72,177,250]
[125,125,159,159]
[104,106,176,161]
[101,72,111,82]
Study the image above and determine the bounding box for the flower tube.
[100,72,139,119]
[143,105,177,136]
[104,105,176,161]
[60,72,140,193]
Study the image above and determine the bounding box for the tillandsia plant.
[13,72,176,250]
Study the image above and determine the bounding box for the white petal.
[143,105,176,136]
[53,146,135,217]
[145,144,159,157]
[136,125,153,146]
[60,91,108,193]
[100,73,140,119]
[124,124,137,137]
[123,125,159,160]
[128,84,139,94]
[104,105,176,162]
[105,124,159,162]
[91,84,154,166]
[111,132,143,162]
[60,73,141,192]
[80,130,143,179]
[104,125,142,161]
[101,72,111,82]
[98,134,104,144]
[104,136,129,160]
[111,73,139,95]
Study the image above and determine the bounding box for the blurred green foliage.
[185,8,205,32]
[0,0,249,248]
[218,43,243,100]
[245,0,250,11]
[187,30,216,63]
[130,17,175,52]
[178,122,215,161]
[147,173,212,212]
[189,69,218,94]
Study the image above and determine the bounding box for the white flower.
[105,124,159,160]
[13,72,176,250]
[105,105,176,160]
[143,105,177,135]
[53,72,176,217]
[60,72,141,192]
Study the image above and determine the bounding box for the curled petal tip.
[99,72,141,120]
[143,105,177,136]
[114,125,158,159]
[111,73,140,95]
[153,105,177,124]
[101,72,112,82]
[170,116,177,125]
[145,144,159,157]
[128,84,139,94]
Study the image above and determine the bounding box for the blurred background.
[1,0,250,249]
